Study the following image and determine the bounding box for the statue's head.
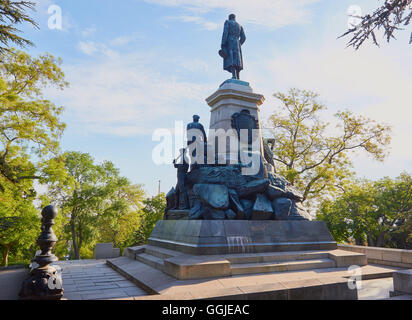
[229,14,236,21]
[193,115,200,122]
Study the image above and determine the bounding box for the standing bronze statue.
[220,14,246,80]
[173,148,190,209]
[187,115,207,147]
[187,115,207,165]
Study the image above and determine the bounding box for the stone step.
[230,258,336,275]
[123,245,145,259]
[135,253,164,271]
[107,256,400,297]
[225,250,330,264]
[106,256,176,295]
[144,245,180,260]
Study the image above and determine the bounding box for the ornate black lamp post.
[19,205,64,300]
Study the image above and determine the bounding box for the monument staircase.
[106,228,397,299]
[105,220,395,300]
[113,244,363,279]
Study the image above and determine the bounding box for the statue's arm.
[221,21,229,47]
[240,26,246,45]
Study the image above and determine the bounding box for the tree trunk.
[2,243,12,267]
[71,219,80,260]
[367,233,376,247]
[376,232,385,247]
[355,237,364,246]
[78,226,82,260]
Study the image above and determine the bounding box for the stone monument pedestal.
[149,220,337,255]
[107,220,371,300]
[206,79,265,165]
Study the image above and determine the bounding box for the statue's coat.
[221,19,246,72]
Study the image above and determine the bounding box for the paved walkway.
[55,259,412,300]
[54,260,147,300]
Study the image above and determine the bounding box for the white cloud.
[48,44,212,137]
[110,36,134,46]
[249,31,412,178]
[145,0,322,29]
[178,58,210,73]
[78,41,98,55]
[77,40,120,59]
[81,26,97,37]
[168,15,219,30]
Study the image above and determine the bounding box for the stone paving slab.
[54,260,147,300]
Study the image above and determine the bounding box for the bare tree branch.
[340,0,412,49]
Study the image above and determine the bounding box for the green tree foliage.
[133,193,166,245]
[47,151,145,260]
[317,173,412,248]
[267,88,392,204]
[341,0,412,49]
[97,184,145,252]
[0,49,67,190]
[0,1,38,53]
[0,176,39,266]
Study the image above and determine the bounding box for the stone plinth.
[206,79,265,164]
[393,270,412,294]
[148,220,337,255]
[94,243,120,259]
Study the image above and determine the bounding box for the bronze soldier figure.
[173,148,190,209]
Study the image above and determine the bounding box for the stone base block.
[328,250,367,267]
[123,245,145,259]
[94,243,121,259]
[149,220,337,255]
[164,256,231,280]
[393,269,412,294]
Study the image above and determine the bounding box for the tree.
[0,0,38,53]
[0,49,67,190]
[0,176,39,266]
[317,181,375,245]
[370,173,412,247]
[47,151,145,260]
[317,173,412,248]
[267,88,392,204]
[133,193,166,245]
[97,184,145,252]
[341,0,412,49]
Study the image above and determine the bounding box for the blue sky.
[22,0,412,196]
